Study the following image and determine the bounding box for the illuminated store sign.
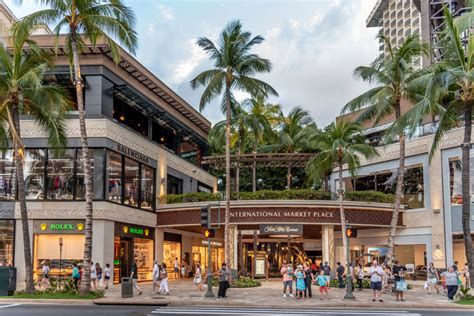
[33,220,85,234]
[115,222,154,240]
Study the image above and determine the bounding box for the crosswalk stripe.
[0,303,22,309]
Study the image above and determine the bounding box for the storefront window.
[47,149,75,200]
[346,165,424,209]
[76,149,95,200]
[192,245,224,273]
[0,220,14,266]
[141,165,154,210]
[134,238,153,281]
[0,151,15,200]
[24,149,46,199]
[449,156,474,205]
[124,158,139,207]
[33,234,85,281]
[107,151,122,203]
[163,242,181,279]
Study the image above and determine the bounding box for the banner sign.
[259,224,303,235]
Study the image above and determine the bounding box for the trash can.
[121,277,133,298]
[0,267,16,296]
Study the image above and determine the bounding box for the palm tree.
[306,120,377,291]
[342,34,428,264]
[401,5,474,286]
[21,0,138,294]
[243,97,281,192]
[190,20,277,267]
[260,107,314,189]
[0,23,70,293]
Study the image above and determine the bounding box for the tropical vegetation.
[190,20,278,267]
[0,23,70,293]
[20,0,138,294]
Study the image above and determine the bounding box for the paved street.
[1,304,474,316]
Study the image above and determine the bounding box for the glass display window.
[124,158,139,207]
[107,151,122,203]
[449,156,474,205]
[163,242,181,279]
[33,234,85,281]
[140,165,154,210]
[76,149,96,200]
[134,238,153,281]
[47,149,75,200]
[24,149,46,200]
[0,220,14,266]
[0,151,15,200]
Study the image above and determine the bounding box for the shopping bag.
[396,280,408,292]
[424,281,429,289]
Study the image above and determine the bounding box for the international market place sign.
[33,220,85,234]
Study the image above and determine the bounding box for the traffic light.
[204,228,215,239]
[345,227,358,238]
[201,205,210,227]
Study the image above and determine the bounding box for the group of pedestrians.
[280,260,331,300]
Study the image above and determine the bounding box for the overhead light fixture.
[119,115,125,121]
[160,137,165,142]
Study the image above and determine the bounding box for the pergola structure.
[201,152,315,168]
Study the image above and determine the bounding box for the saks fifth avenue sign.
[260,224,303,235]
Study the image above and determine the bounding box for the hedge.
[160,189,395,205]
[344,190,395,203]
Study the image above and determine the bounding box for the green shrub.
[211,277,261,288]
[344,191,395,203]
[456,285,474,301]
[160,189,394,205]
[15,278,105,298]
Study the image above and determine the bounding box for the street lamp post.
[344,223,355,300]
[59,237,63,290]
[205,237,215,298]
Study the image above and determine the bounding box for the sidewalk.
[93,279,474,310]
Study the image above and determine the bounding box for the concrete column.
[322,225,335,268]
[228,226,238,270]
[155,228,164,263]
[14,218,34,289]
[92,220,114,279]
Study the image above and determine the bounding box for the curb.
[93,298,170,306]
[0,298,94,305]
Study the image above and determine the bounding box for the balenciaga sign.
[259,224,303,235]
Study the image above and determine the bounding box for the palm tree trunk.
[12,105,35,293]
[386,132,406,264]
[252,150,256,192]
[70,32,94,295]
[235,147,240,194]
[338,156,348,269]
[224,84,231,268]
[287,166,291,189]
[461,101,474,288]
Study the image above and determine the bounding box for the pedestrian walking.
[381,263,392,294]
[462,263,470,288]
[40,260,50,288]
[441,266,460,301]
[104,263,111,290]
[90,261,97,290]
[72,263,80,290]
[152,260,160,293]
[281,261,294,298]
[316,272,330,300]
[453,261,459,272]
[336,262,345,288]
[159,263,170,295]
[322,261,331,276]
[392,260,407,301]
[173,258,179,279]
[295,265,306,300]
[194,263,203,291]
[130,260,143,295]
[427,262,440,295]
[356,263,364,291]
[369,259,384,303]
[217,263,229,298]
[96,263,102,289]
[78,265,83,287]
[303,262,314,298]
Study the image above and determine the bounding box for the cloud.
[158,4,174,21]
[172,39,207,84]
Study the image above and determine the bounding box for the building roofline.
[366,0,389,27]
[19,34,211,135]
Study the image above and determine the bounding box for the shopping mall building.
[0,1,472,287]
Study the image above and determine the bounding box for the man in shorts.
[369,259,384,302]
[280,261,294,298]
